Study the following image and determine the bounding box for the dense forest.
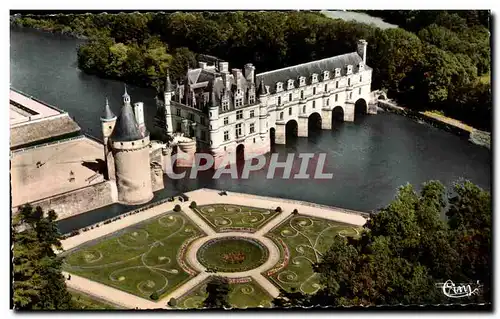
[11,11,491,130]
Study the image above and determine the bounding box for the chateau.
[156,39,378,168]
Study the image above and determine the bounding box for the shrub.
[174,204,181,212]
[190,201,197,209]
[292,209,299,215]
[168,297,177,307]
[150,291,159,300]
[275,206,282,213]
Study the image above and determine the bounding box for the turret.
[100,98,117,181]
[110,92,153,205]
[123,85,131,106]
[244,63,255,84]
[164,71,174,135]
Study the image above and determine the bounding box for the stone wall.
[13,181,118,221]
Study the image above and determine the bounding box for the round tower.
[257,79,271,154]
[101,98,117,180]
[110,89,153,205]
[164,71,174,136]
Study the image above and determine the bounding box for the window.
[323,71,329,80]
[324,84,328,92]
[253,138,256,143]
[222,101,229,111]
[335,68,341,77]
[249,95,255,104]
[177,122,182,132]
[303,105,306,113]
[347,65,353,74]
[224,131,229,141]
[287,79,294,90]
[224,117,229,125]
[335,94,338,102]
[336,81,339,89]
[312,74,318,83]
[289,108,292,115]
[359,87,362,95]
[348,78,351,86]
[250,110,255,118]
[280,112,284,120]
[235,98,243,107]
[236,123,242,137]
[300,90,304,99]
[276,82,283,92]
[312,101,316,108]
[277,96,281,106]
[299,77,306,86]
[360,75,363,82]
[176,108,181,116]
[326,99,329,106]
[236,110,243,120]
[313,87,316,95]
[289,93,292,102]
[189,113,194,121]
[349,92,353,100]
[249,123,255,134]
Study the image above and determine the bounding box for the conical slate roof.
[101,98,116,120]
[165,71,174,92]
[110,102,143,142]
[257,79,266,96]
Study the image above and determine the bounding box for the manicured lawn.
[197,237,268,272]
[266,214,361,294]
[63,211,204,300]
[70,289,121,310]
[176,279,273,309]
[192,204,279,232]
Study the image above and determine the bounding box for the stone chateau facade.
[156,39,378,168]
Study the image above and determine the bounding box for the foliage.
[12,205,73,310]
[168,297,177,307]
[292,209,299,215]
[11,10,491,130]
[275,206,282,213]
[190,201,197,209]
[202,276,231,309]
[150,291,159,300]
[272,180,491,307]
[174,204,181,212]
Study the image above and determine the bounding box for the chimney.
[198,61,207,69]
[219,61,229,73]
[232,69,242,81]
[244,63,255,84]
[357,39,367,64]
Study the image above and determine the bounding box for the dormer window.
[249,94,255,104]
[287,79,294,90]
[222,100,229,111]
[335,68,341,77]
[323,71,330,80]
[347,65,353,75]
[276,82,283,92]
[311,73,318,83]
[299,76,306,87]
[359,62,364,71]
[237,88,242,95]
[235,97,243,107]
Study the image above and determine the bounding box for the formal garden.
[61,203,364,308]
[62,211,204,300]
[265,215,362,294]
[175,278,273,309]
[191,203,279,232]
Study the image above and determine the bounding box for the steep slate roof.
[256,52,365,94]
[10,114,81,149]
[110,103,144,142]
[101,98,116,120]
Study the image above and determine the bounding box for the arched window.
[280,112,284,120]
[300,90,304,99]
[313,87,316,95]
[303,105,306,113]
[277,96,281,106]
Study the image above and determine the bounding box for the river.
[10,26,491,234]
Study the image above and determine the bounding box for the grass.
[197,237,268,272]
[176,279,274,309]
[421,110,474,132]
[192,204,280,232]
[70,289,121,310]
[63,211,204,301]
[266,214,361,294]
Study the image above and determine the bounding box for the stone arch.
[332,106,344,127]
[269,127,276,146]
[236,143,245,163]
[354,98,368,120]
[308,112,322,133]
[285,119,298,143]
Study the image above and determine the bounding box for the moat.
[10,27,491,234]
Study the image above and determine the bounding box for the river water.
[10,27,491,234]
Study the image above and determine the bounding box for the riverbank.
[378,99,491,150]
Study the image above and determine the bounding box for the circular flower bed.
[196,237,269,272]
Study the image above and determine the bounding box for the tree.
[12,205,73,310]
[277,180,491,307]
[202,277,230,309]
